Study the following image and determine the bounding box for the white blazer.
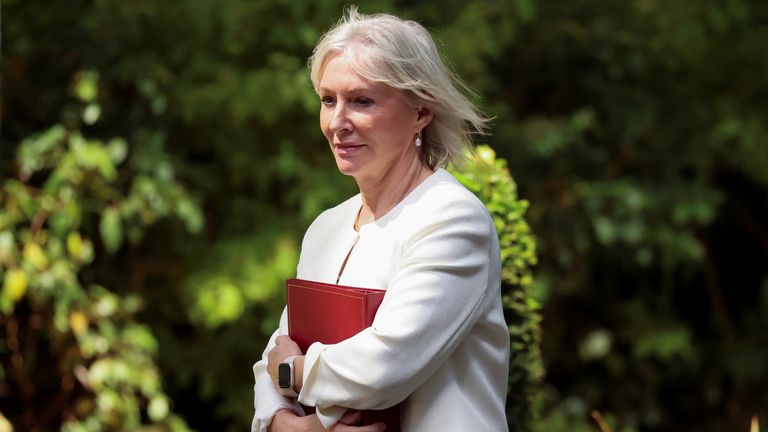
[252,169,510,432]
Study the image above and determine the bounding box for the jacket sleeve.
[298,196,496,428]
[251,307,304,432]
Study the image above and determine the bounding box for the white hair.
[308,6,489,169]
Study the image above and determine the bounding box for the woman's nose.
[328,103,352,135]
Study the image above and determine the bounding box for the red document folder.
[286,278,401,432]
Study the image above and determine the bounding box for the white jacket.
[252,169,510,432]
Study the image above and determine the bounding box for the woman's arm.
[266,336,305,393]
[251,308,305,432]
[268,409,386,432]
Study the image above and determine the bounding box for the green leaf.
[148,395,169,421]
[74,70,99,102]
[634,324,695,362]
[71,135,118,181]
[18,125,67,178]
[579,329,613,361]
[82,103,101,125]
[175,198,204,233]
[99,207,123,254]
[106,138,128,165]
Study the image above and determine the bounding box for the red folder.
[286,278,401,432]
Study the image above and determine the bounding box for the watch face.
[278,363,291,389]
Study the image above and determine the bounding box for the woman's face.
[318,54,430,181]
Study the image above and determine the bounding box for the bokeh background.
[2,0,767,431]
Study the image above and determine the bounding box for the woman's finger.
[338,409,362,425]
[335,422,386,432]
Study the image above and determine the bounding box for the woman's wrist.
[268,409,296,432]
[294,356,305,393]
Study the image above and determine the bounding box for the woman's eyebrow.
[317,85,377,94]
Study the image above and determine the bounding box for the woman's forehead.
[318,55,385,93]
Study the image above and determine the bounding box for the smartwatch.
[277,355,299,397]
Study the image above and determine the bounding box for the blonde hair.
[308,6,489,169]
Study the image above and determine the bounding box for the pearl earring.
[415,132,422,147]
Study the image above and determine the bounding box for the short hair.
[308,6,489,169]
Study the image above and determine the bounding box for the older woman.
[252,7,510,432]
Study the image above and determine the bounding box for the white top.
[251,169,510,432]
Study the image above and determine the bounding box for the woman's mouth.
[335,143,366,155]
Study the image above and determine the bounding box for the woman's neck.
[355,159,433,228]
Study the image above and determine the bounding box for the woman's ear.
[416,106,433,129]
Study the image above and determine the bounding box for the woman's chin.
[334,159,362,176]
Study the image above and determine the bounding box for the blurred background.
[2,0,767,431]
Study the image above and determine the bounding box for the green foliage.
[183,235,298,329]
[1,76,200,430]
[452,145,542,431]
[479,0,768,430]
[453,146,537,287]
[3,0,768,431]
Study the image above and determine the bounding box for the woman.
[252,7,510,432]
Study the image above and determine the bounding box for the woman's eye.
[321,96,335,106]
[354,97,372,106]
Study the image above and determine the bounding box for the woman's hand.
[268,409,386,432]
[267,336,303,389]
